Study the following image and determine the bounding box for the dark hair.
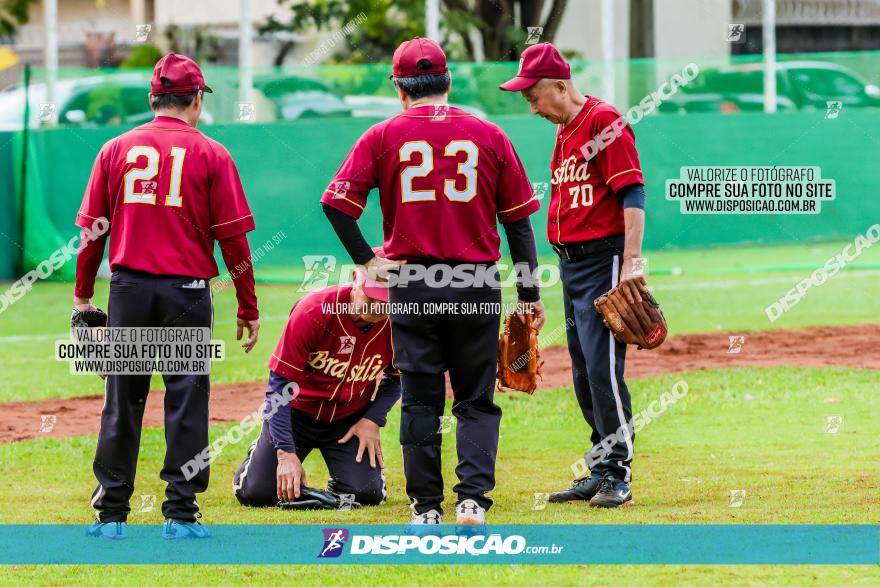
[150,92,197,111]
[392,72,451,100]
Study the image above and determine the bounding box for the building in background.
[732,0,880,54]
[3,0,880,71]
[1,0,345,71]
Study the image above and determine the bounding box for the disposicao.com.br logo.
[318,528,563,557]
[318,528,349,558]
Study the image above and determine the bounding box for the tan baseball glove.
[594,277,668,350]
[497,312,541,394]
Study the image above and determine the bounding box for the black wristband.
[619,183,646,210]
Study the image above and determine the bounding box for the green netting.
[2,51,879,280]
[17,50,880,123]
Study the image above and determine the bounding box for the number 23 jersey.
[321,105,539,262]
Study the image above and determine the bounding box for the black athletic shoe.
[548,475,603,503]
[589,477,633,508]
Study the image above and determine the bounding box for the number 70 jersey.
[321,105,539,262]
[548,96,644,246]
[76,116,255,278]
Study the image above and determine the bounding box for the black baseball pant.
[90,268,212,523]
[389,266,502,515]
[559,240,634,483]
[233,408,386,507]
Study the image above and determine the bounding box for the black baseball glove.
[277,486,361,510]
[71,307,108,329]
[71,307,108,379]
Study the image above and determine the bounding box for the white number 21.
[123,146,187,207]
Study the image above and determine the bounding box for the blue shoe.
[86,521,127,540]
[162,518,212,539]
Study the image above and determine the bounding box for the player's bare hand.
[237,317,260,353]
[73,296,97,313]
[338,418,383,469]
[277,450,306,501]
[618,276,647,304]
[364,255,406,283]
[516,299,546,331]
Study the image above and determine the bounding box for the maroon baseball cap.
[391,37,448,79]
[499,42,570,91]
[151,53,213,96]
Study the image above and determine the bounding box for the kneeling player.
[233,267,399,508]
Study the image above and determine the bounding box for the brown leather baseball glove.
[497,312,541,394]
[594,277,668,350]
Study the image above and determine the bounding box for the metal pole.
[44,0,58,125]
[762,0,777,113]
[601,0,615,104]
[239,0,254,117]
[131,0,145,28]
[18,64,31,273]
[426,0,440,41]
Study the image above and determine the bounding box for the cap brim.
[362,283,389,302]
[499,76,540,92]
[355,268,389,302]
[202,85,213,93]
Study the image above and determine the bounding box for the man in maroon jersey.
[322,37,544,527]
[501,43,646,507]
[75,53,259,539]
[233,266,399,509]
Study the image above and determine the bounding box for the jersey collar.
[557,96,594,141]
[151,115,192,127]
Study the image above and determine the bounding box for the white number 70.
[568,184,593,209]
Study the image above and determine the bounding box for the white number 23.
[399,140,478,203]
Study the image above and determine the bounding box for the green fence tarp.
[0,131,20,279]
[15,109,879,281]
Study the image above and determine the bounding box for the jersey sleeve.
[76,144,112,229]
[494,132,540,224]
[268,298,325,382]
[209,145,255,240]
[319,127,378,219]
[592,109,644,193]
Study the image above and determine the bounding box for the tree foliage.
[0,0,37,37]
[121,44,164,68]
[263,0,568,63]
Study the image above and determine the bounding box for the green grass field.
[1,241,878,402]
[0,242,878,584]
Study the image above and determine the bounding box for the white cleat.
[455,499,486,526]
[409,509,443,525]
[407,509,443,535]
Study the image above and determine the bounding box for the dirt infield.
[2,324,877,444]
